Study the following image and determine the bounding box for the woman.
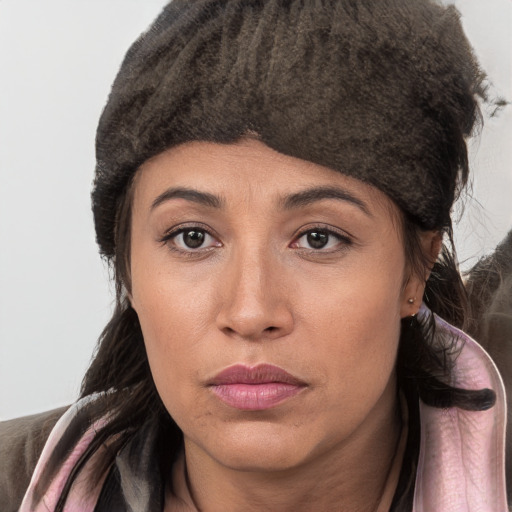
[0,0,508,510]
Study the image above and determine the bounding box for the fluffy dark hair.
[35,1,494,510]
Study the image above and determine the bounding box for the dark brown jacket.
[0,407,67,512]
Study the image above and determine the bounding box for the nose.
[215,247,294,342]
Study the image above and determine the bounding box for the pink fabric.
[413,311,508,512]
[19,395,108,512]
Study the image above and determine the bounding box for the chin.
[215,445,308,473]
[191,420,317,473]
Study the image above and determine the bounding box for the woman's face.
[130,138,425,472]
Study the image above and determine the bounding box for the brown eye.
[296,230,337,250]
[291,227,352,251]
[165,227,221,252]
[181,229,207,248]
[306,231,329,249]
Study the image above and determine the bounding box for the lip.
[208,364,307,411]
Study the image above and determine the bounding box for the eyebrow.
[151,187,223,210]
[280,186,371,215]
[151,185,370,215]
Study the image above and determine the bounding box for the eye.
[291,227,351,251]
[163,226,221,252]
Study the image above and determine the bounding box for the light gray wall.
[1,0,511,420]
[0,0,170,420]
[450,0,512,268]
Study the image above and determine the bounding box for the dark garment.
[94,420,167,512]
[0,407,68,512]
[466,230,512,343]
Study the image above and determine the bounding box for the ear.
[400,230,442,318]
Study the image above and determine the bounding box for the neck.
[169,380,402,512]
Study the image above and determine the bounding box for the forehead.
[132,138,398,217]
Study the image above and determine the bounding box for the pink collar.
[413,309,508,511]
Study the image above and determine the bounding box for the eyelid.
[159,222,222,252]
[158,222,352,254]
[290,224,354,250]
[159,221,214,240]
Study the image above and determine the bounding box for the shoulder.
[465,230,512,388]
[466,229,512,345]
[465,230,512,394]
[0,406,68,512]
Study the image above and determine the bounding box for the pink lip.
[208,364,307,411]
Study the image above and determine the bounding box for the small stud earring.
[407,298,415,304]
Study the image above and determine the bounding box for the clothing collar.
[413,308,508,511]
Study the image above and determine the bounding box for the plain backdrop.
[0,0,511,420]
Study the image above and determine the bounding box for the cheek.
[136,295,212,430]
[298,245,404,406]
[130,252,217,418]
[130,229,214,344]
[309,288,401,383]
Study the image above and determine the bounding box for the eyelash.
[159,223,222,257]
[159,224,353,256]
[291,225,353,253]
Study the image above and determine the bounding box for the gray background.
[1,0,511,420]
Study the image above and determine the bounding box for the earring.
[407,297,417,319]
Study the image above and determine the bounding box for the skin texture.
[129,138,434,512]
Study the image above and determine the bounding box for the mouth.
[207,363,308,411]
